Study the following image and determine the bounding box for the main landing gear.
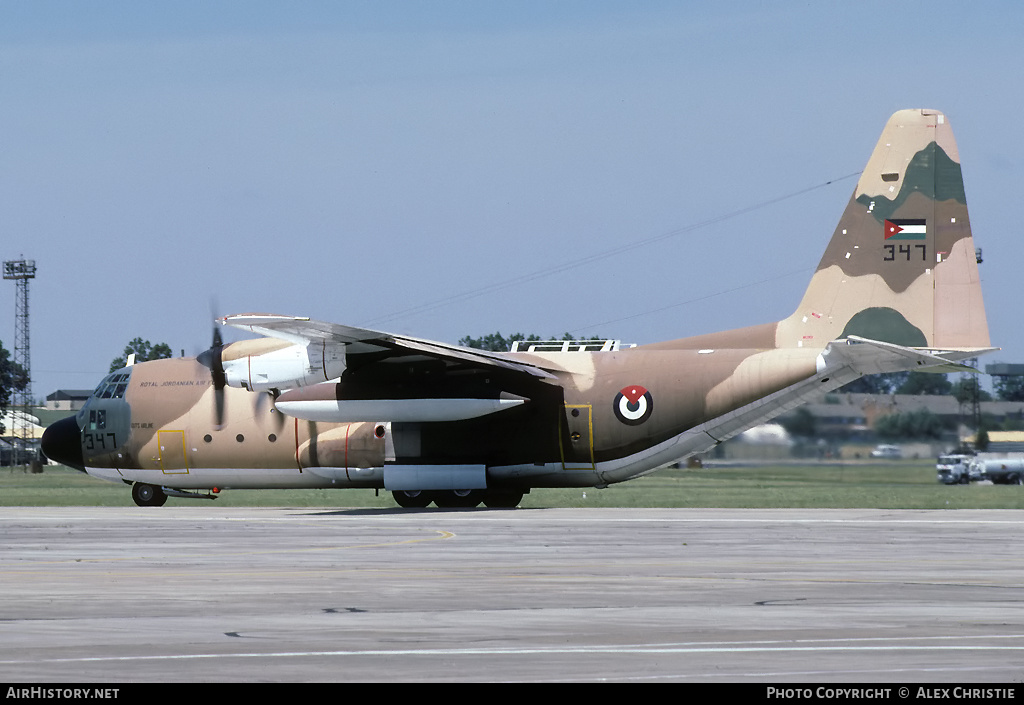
[127,483,523,509]
[391,489,524,509]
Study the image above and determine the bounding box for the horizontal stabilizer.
[664,334,998,462]
[842,335,998,374]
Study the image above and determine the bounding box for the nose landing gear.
[131,482,167,507]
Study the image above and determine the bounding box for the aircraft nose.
[41,416,85,472]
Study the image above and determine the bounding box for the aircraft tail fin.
[777,109,991,354]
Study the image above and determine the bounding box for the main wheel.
[392,490,433,508]
[132,483,167,507]
[482,490,524,508]
[433,489,483,508]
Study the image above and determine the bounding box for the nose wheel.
[132,482,167,507]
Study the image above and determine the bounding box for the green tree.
[780,407,816,438]
[0,340,28,435]
[975,427,991,451]
[459,332,540,352]
[838,372,909,394]
[874,408,948,440]
[993,375,1024,402]
[999,410,1024,431]
[951,376,991,405]
[895,371,952,395]
[109,338,173,372]
[460,331,603,352]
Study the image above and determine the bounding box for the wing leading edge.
[221,313,559,380]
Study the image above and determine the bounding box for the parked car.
[870,444,901,459]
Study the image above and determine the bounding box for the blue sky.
[2,1,1022,398]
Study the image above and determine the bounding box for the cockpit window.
[92,371,132,399]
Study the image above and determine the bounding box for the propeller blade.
[198,319,227,429]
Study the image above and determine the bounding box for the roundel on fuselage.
[613,385,653,425]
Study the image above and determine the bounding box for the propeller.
[197,319,228,429]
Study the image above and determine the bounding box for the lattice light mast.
[3,258,36,468]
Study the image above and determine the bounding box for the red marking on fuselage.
[620,385,648,404]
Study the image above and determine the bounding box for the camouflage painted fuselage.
[71,336,822,490]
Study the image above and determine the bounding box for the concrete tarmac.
[1,507,1023,683]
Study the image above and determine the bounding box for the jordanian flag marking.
[884,218,926,240]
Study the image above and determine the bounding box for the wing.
[216,314,561,423]
[221,313,558,379]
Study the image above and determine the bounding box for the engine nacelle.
[222,342,346,391]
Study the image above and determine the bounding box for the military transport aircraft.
[41,109,995,508]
